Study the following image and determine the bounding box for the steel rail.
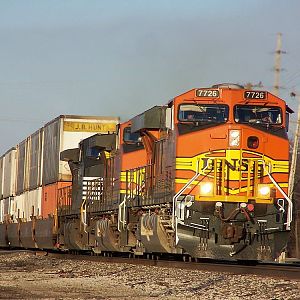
[43,252,300,281]
[1,249,298,280]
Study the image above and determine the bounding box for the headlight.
[229,130,240,147]
[257,184,271,198]
[199,182,214,196]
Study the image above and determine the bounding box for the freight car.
[0,84,294,261]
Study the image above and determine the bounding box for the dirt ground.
[0,251,299,300]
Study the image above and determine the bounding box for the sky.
[0,0,299,153]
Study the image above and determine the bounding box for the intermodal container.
[0,197,10,223]
[0,199,4,222]
[3,148,17,198]
[28,129,44,190]
[16,139,29,195]
[0,155,5,199]
[41,181,72,218]
[42,115,119,185]
[11,188,42,221]
[10,193,25,221]
[26,188,42,219]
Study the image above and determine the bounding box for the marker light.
[229,130,241,147]
[247,204,255,212]
[199,182,214,196]
[257,184,271,198]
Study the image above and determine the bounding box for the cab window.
[123,127,141,144]
[234,106,282,125]
[178,104,229,123]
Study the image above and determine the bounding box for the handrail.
[80,178,102,232]
[118,197,127,232]
[80,199,87,233]
[172,158,203,230]
[260,160,293,230]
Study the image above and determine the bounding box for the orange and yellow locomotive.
[106,83,292,260]
[171,84,292,259]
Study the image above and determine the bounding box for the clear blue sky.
[0,0,299,153]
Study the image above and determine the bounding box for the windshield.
[178,104,229,123]
[234,105,282,125]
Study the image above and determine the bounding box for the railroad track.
[1,249,299,280]
[43,251,300,281]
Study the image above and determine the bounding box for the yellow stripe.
[176,149,289,180]
[120,170,146,184]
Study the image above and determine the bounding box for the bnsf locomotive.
[0,84,293,261]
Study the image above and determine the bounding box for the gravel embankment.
[0,251,299,299]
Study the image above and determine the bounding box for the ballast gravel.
[0,251,299,299]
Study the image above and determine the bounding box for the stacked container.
[29,129,44,190]
[16,139,28,195]
[3,148,17,199]
[41,115,119,218]
[42,182,71,218]
[1,115,119,221]
[0,148,17,222]
[0,155,5,199]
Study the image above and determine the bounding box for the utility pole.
[289,92,300,258]
[273,33,286,96]
[288,92,300,197]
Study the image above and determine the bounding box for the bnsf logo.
[176,149,288,181]
[201,157,264,173]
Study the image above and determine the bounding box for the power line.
[285,71,300,88]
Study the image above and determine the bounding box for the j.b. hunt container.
[13,115,119,196]
[42,115,119,185]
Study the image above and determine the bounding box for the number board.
[196,89,220,98]
[244,91,267,100]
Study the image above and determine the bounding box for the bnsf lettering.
[201,158,264,174]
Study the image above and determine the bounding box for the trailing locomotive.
[0,84,293,261]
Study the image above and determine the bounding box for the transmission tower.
[273,33,286,96]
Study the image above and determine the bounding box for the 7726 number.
[196,89,220,97]
[244,91,267,99]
